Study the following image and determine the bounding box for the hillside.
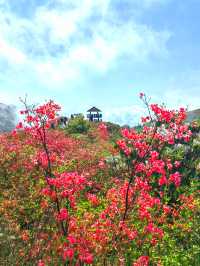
[186,108,200,122]
[0,100,200,265]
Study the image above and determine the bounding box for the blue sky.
[0,0,200,125]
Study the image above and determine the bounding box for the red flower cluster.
[57,208,68,221]
[133,255,149,266]
[98,123,109,140]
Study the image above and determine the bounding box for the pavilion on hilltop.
[87,107,102,122]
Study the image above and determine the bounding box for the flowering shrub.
[0,94,199,265]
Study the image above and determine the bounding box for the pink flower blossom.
[63,248,74,260]
[133,255,149,266]
[57,208,68,221]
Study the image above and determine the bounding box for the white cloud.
[0,91,19,105]
[151,70,200,111]
[0,38,27,64]
[0,0,171,89]
[104,105,146,126]
[162,88,200,111]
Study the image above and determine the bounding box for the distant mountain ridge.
[0,103,16,132]
[186,109,200,122]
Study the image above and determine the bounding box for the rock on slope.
[0,103,16,132]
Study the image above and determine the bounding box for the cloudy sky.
[0,0,200,125]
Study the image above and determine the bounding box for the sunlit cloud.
[104,105,146,126]
[0,0,171,90]
[1,0,199,126]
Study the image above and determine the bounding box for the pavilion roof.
[87,106,102,112]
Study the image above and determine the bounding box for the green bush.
[105,122,121,142]
[66,115,90,134]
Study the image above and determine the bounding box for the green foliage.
[105,122,121,142]
[65,114,90,134]
[153,207,200,265]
